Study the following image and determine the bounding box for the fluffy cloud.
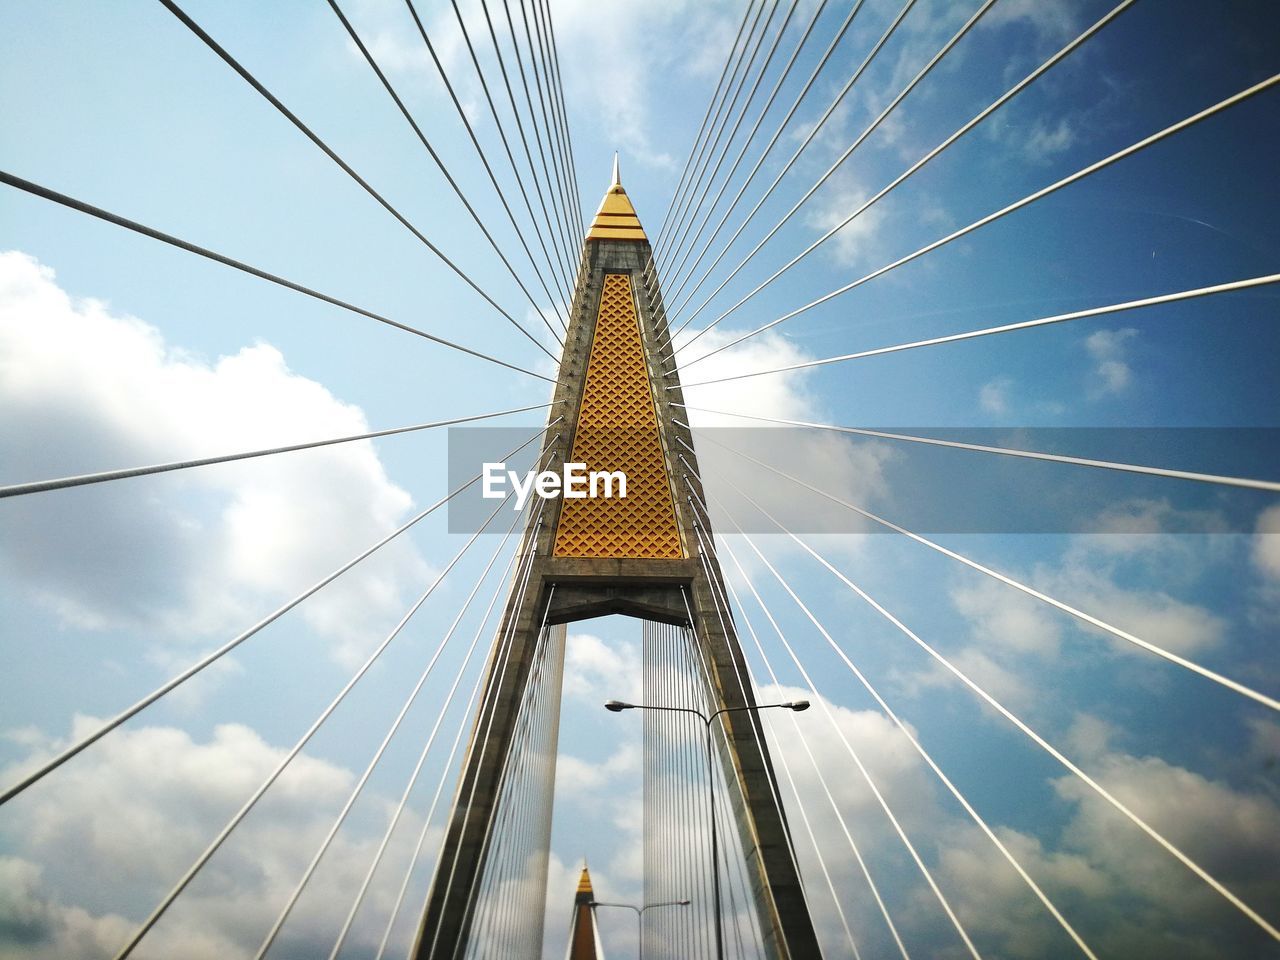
[925,501,1228,719]
[1252,503,1280,583]
[803,175,890,269]
[0,251,430,666]
[0,716,440,960]
[678,327,897,544]
[560,631,642,705]
[953,575,1064,657]
[1084,327,1138,398]
[751,676,1280,959]
[979,376,1013,415]
[983,0,1082,45]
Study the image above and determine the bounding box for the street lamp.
[603,698,809,960]
[589,898,689,960]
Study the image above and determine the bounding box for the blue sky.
[1,0,1279,958]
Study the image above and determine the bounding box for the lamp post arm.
[630,703,710,724]
[591,901,641,918]
[708,701,794,728]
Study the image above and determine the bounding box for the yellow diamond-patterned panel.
[554,274,682,559]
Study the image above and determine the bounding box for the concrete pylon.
[412,165,820,959]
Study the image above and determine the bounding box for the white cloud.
[1055,751,1280,920]
[1025,116,1077,159]
[0,251,430,666]
[1049,528,1227,660]
[1058,555,1226,657]
[979,376,1013,415]
[556,743,641,800]
[934,824,1110,957]
[984,0,1080,43]
[803,175,889,268]
[677,327,897,547]
[1084,326,1138,398]
[952,575,1064,657]
[561,631,642,705]
[0,716,436,960]
[1252,503,1280,583]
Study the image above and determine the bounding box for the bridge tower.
[412,160,820,959]
[566,865,605,960]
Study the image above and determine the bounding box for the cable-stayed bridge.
[1,2,1278,959]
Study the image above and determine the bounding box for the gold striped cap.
[586,154,646,241]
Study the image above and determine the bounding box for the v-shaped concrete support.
[413,173,820,960]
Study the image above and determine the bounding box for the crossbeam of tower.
[412,161,820,959]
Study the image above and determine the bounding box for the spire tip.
[611,152,620,187]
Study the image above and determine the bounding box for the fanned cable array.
[2,1,1278,958]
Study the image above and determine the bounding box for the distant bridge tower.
[566,865,606,960]
[412,161,820,959]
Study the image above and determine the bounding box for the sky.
[1,0,1279,958]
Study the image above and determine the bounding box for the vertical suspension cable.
[538,0,585,229]
[663,0,921,341]
[711,511,982,960]
[477,0,578,286]
[721,573,863,959]
[253,497,531,959]
[653,0,759,244]
[682,484,839,959]
[327,0,563,347]
[372,499,549,960]
[659,0,798,277]
[656,0,775,263]
[433,0,574,308]
[724,478,1112,957]
[430,519,548,958]
[499,0,579,278]
[681,537,791,960]
[518,0,578,249]
[422,567,558,959]
[467,614,562,957]
[660,0,829,298]
[656,0,866,316]
[455,591,561,958]
[683,536,796,959]
[711,529,913,960]
[340,487,554,960]
[528,0,579,232]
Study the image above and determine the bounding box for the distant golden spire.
[587,154,646,241]
[567,863,604,959]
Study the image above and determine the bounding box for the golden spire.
[567,863,604,960]
[587,154,647,241]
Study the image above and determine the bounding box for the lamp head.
[678,899,691,906]
[604,700,633,712]
[787,700,811,712]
